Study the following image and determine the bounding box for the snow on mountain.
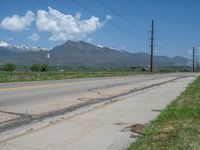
[0,41,51,51]
[30,47,51,51]
[0,41,11,47]
[95,44,126,52]
[96,45,104,48]
[108,46,126,52]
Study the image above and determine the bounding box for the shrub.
[30,64,41,72]
[3,63,16,72]
[30,64,50,72]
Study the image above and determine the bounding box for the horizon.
[0,0,200,58]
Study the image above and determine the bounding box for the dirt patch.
[130,134,139,138]
[130,124,147,134]
[122,123,147,134]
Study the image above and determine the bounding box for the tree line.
[2,63,50,73]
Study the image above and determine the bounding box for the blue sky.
[0,0,200,58]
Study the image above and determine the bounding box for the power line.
[35,0,146,48]
[70,0,147,46]
[71,0,147,41]
[158,32,186,51]
[100,0,190,59]
[158,38,184,54]
[117,0,189,56]
[69,0,148,46]
[100,29,146,46]
[117,0,149,25]
[98,0,147,33]
[116,0,189,58]
[36,0,190,59]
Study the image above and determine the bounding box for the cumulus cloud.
[0,11,35,31]
[28,33,40,41]
[36,7,106,41]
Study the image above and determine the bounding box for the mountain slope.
[0,40,189,67]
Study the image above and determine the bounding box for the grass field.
[0,68,143,83]
[129,76,200,150]
[0,65,191,83]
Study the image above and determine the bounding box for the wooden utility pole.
[196,55,199,72]
[192,47,195,72]
[150,20,154,73]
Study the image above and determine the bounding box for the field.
[129,75,200,149]
[0,65,191,83]
[0,68,143,83]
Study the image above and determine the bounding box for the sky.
[0,0,200,58]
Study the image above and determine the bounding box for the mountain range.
[0,40,190,67]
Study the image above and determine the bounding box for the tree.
[3,63,16,72]
[40,64,49,72]
[30,64,41,72]
[3,63,16,79]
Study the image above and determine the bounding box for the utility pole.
[150,20,154,73]
[192,47,195,72]
[196,55,199,72]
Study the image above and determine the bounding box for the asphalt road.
[0,73,196,132]
[0,73,198,150]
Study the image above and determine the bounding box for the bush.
[30,64,41,72]
[3,63,16,72]
[40,64,49,72]
[30,64,49,72]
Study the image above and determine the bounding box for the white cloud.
[106,15,112,20]
[0,11,35,31]
[36,7,106,41]
[28,33,40,41]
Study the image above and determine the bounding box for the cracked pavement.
[0,73,197,133]
[0,73,198,150]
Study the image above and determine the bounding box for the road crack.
[0,75,191,133]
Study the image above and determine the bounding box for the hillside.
[0,40,189,67]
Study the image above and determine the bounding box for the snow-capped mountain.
[0,41,51,52]
[0,40,189,67]
[0,41,11,47]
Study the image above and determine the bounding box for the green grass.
[129,76,200,150]
[0,69,144,83]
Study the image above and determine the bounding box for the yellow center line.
[0,79,107,91]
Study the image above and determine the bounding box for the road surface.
[0,73,198,149]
